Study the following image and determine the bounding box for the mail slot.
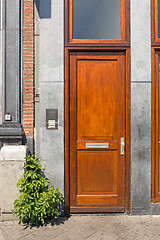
[86,143,109,149]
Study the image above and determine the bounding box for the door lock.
[121,138,125,155]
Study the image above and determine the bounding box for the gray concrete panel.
[1,0,6,31]
[0,0,21,124]
[5,30,20,122]
[39,82,64,194]
[131,0,151,214]
[6,0,20,30]
[1,146,27,161]
[131,83,151,214]
[39,0,64,194]
[39,0,64,83]
[0,161,25,212]
[0,145,26,215]
[131,0,151,82]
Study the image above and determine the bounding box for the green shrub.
[12,154,64,225]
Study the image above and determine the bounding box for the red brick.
[23,1,34,137]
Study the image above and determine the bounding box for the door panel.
[70,52,126,212]
[77,151,118,195]
[77,60,118,140]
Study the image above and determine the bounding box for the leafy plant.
[13,154,64,225]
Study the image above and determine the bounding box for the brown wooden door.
[70,52,126,213]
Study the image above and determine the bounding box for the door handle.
[86,143,109,149]
[121,138,125,155]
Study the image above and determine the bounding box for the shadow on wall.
[35,0,51,19]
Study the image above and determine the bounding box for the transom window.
[67,0,128,43]
[73,0,121,40]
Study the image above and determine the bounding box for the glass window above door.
[73,0,121,40]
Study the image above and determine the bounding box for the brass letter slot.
[86,143,109,149]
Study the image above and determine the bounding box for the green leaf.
[13,154,64,226]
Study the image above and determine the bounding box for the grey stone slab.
[40,0,63,27]
[40,82,64,127]
[5,29,20,122]
[0,0,21,124]
[0,28,5,125]
[39,82,64,194]
[0,161,24,212]
[39,28,64,82]
[38,0,64,198]
[34,0,40,35]
[6,0,20,30]
[39,126,64,193]
[131,83,151,214]
[2,216,160,239]
[131,0,151,81]
[1,146,27,161]
[1,1,6,31]
[39,0,64,83]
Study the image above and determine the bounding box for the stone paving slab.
[1,215,160,240]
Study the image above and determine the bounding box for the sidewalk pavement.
[0,215,160,240]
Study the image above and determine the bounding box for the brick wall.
[23,0,34,144]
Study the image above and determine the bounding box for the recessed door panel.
[77,60,118,140]
[70,52,126,212]
[77,151,118,195]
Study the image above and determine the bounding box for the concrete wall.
[38,0,64,194]
[37,0,152,213]
[131,0,151,214]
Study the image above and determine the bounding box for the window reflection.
[73,0,121,39]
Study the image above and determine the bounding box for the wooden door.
[69,52,126,213]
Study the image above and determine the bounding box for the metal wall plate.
[86,143,109,149]
[46,109,58,130]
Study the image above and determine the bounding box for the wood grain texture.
[64,48,70,213]
[70,52,126,211]
[154,0,160,43]
[151,0,160,44]
[125,49,131,212]
[64,50,131,213]
[151,50,160,202]
[151,1,160,202]
[70,207,124,213]
[69,0,125,43]
[151,0,155,43]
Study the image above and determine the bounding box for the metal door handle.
[86,143,109,149]
[121,138,125,155]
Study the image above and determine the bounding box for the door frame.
[64,0,130,214]
[64,48,131,214]
[151,48,160,202]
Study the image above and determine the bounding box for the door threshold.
[70,206,125,213]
